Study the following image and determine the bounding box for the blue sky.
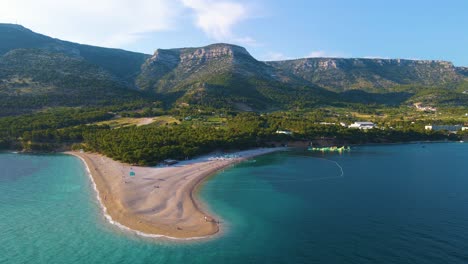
[1,0,467,65]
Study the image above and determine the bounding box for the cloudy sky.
[0,0,467,65]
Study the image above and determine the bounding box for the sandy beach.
[68,148,285,239]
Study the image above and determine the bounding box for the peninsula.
[69,148,285,239]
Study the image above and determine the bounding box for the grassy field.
[93,116,180,128]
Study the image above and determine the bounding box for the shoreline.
[0,138,460,155]
[67,148,287,240]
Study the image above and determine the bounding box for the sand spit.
[68,148,286,239]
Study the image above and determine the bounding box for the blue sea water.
[1,143,468,263]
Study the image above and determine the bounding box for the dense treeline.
[82,124,265,165]
[0,100,161,136]
[80,112,450,165]
[0,101,160,149]
[0,92,152,117]
[21,125,109,152]
[0,109,111,136]
[0,108,113,150]
[0,49,157,116]
[0,108,457,164]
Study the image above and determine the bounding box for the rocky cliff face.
[267,58,464,92]
[144,44,251,70]
[137,43,281,93]
[135,43,329,109]
[136,42,467,108]
[179,43,250,62]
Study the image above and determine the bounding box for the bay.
[1,143,468,263]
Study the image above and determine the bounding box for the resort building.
[425,125,464,132]
[348,122,376,130]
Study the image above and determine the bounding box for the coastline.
[67,147,287,240]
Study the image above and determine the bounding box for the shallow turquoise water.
[1,143,468,263]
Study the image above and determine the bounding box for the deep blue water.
[1,143,468,263]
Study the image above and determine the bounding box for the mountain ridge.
[267,57,464,92]
[135,42,330,109]
[0,23,150,85]
[0,23,467,115]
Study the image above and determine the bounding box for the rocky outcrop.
[457,67,468,77]
[145,44,250,68]
[179,44,250,62]
[137,43,279,93]
[135,43,329,109]
[267,58,464,92]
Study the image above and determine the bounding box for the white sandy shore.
[68,147,287,239]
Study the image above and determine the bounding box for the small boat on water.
[308,146,351,152]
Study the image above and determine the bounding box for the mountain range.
[1,23,467,115]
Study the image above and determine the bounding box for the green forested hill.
[0,24,153,115]
[135,43,333,109]
[0,23,467,116]
[0,23,149,83]
[0,48,151,116]
[266,58,466,92]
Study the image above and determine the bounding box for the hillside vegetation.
[1,23,467,115]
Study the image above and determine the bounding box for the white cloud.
[307,50,347,58]
[0,0,259,48]
[181,0,256,45]
[0,0,181,47]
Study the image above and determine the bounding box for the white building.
[348,122,376,130]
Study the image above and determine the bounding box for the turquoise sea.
[1,143,468,263]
